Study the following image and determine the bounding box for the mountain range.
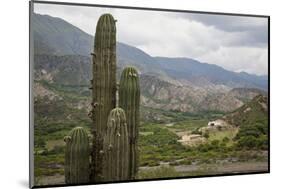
[32,13,268,113]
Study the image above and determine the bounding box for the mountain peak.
[33,13,268,90]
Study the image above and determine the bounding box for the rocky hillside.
[140,74,267,113]
[34,54,91,85]
[223,95,268,127]
[33,53,266,113]
[32,13,268,113]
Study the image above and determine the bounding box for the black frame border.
[29,0,270,188]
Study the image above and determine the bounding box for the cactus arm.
[64,127,90,184]
[103,108,129,181]
[119,67,140,179]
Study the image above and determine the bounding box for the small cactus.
[119,67,140,179]
[103,107,129,181]
[64,127,90,184]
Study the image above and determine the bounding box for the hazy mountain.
[153,57,268,89]
[227,88,267,102]
[33,13,92,56]
[32,13,268,113]
[32,13,268,90]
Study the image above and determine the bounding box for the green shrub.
[35,137,46,148]
[210,140,220,146]
[222,137,230,143]
[141,160,160,167]
[256,135,268,150]
[235,121,268,141]
[203,132,210,138]
[191,128,202,135]
[237,136,258,149]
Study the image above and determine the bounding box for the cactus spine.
[64,127,90,184]
[89,14,117,181]
[119,67,140,179]
[103,107,129,181]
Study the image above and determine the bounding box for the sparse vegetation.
[138,166,180,179]
[34,88,268,184]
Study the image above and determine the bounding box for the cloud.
[180,13,268,47]
[33,3,268,75]
[199,46,268,75]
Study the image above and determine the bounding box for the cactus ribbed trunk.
[64,127,90,184]
[89,14,117,182]
[119,67,140,179]
[103,107,129,181]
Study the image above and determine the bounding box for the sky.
[34,3,268,75]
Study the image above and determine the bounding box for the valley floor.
[36,160,268,186]
[139,161,268,177]
[34,106,268,186]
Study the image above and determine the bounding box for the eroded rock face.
[34,70,266,115]
[199,93,244,112]
[139,74,264,113]
[33,82,58,100]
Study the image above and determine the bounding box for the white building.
[207,119,227,127]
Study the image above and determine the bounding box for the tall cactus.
[119,67,140,179]
[89,13,117,181]
[102,107,129,181]
[64,127,90,184]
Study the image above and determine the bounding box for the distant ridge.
[33,13,268,90]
